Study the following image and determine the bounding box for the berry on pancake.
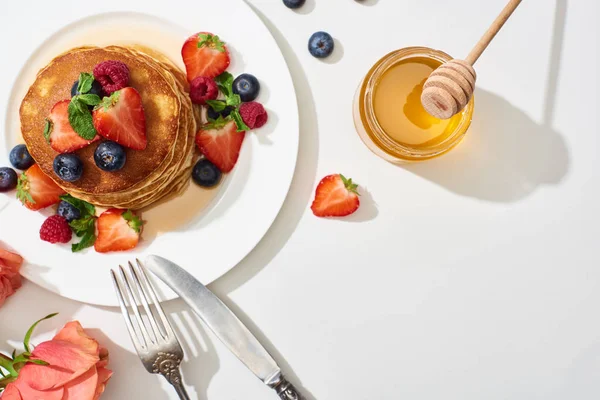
[93,60,130,95]
[92,87,147,150]
[47,100,100,153]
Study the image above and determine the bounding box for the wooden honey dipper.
[421,0,523,119]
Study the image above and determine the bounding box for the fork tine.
[128,261,165,342]
[135,259,177,338]
[110,270,144,350]
[118,265,153,346]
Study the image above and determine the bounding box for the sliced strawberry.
[311,174,361,217]
[182,32,231,81]
[47,100,100,153]
[195,119,245,173]
[17,164,65,211]
[92,88,147,150]
[94,209,143,253]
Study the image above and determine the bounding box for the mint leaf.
[72,229,95,253]
[231,109,250,132]
[214,72,233,97]
[206,100,227,112]
[122,210,143,233]
[24,313,58,353]
[77,72,95,95]
[60,194,96,217]
[69,215,95,237]
[77,94,101,107]
[225,94,241,107]
[68,98,97,140]
[43,118,52,143]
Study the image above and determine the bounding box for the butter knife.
[145,255,304,400]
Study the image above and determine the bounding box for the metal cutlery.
[145,255,304,400]
[111,260,190,400]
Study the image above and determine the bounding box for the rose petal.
[0,276,15,308]
[53,322,100,357]
[97,347,109,369]
[0,248,23,271]
[25,341,99,390]
[62,366,99,400]
[93,367,113,400]
[14,378,64,400]
[2,383,22,400]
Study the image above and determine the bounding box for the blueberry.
[94,141,126,172]
[283,0,305,9]
[192,159,222,188]
[233,74,260,102]
[207,105,235,120]
[53,154,83,182]
[57,201,81,222]
[0,167,18,192]
[308,31,335,58]
[71,79,105,98]
[9,144,35,170]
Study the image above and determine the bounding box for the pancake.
[19,45,197,210]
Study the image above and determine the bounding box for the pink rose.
[0,247,23,308]
[3,321,112,399]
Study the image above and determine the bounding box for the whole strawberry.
[311,174,360,217]
[40,215,72,244]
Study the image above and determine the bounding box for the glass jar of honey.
[353,47,474,163]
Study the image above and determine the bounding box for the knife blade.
[145,255,304,400]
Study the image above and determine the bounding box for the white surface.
[1,0,599,399]
[0,0,299,305]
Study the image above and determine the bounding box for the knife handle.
[270,375,304,400]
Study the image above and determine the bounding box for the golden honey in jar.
[353,47,474,163]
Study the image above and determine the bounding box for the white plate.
[0,0,299,306]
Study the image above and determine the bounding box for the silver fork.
[111,260,190,400]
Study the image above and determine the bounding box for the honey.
[353,47,474,163]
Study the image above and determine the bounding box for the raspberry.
[239,102,268,129]
[93,60,130,95]
[189,76,218,105]
[40,215,72,244]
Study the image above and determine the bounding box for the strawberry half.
[47,100,100,153]
[17,164,65,211]
[195,119,245,173]
[92,87,147,150]
[182,32,231,81]
[311,174,361,217]
[94,209,143,253]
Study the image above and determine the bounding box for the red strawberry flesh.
[92,88,147,150]
[94,209,142,253]
[17,164,65,211]
[195,120,245,173]
[311,174,360,217]
[182,32,231,82]
[48,100,100,153]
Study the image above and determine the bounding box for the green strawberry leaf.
[24,313,58,353]
[197,33,226,53]
[77,72,95,95]
[16,172,34,205]
[203,115,230,130]
[340,174,360,195]
[122,210,143,234]
[43,118,53,143]
[231,109,250,132]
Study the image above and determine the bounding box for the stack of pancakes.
[20,45,199,210]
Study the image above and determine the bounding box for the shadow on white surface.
[346,186,378,222]
[356,0,380,6]
[403,89,570,202]
[321,38,344,65]
[403,0,570,203]
[291,0,316,15]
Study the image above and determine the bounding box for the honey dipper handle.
[465,0,523,65]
